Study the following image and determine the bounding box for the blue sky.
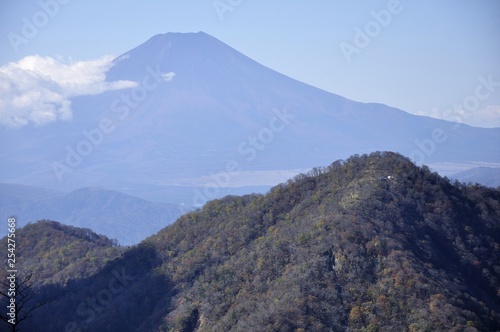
[1,0,499,127]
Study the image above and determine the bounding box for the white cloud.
[162,72,176,81]
[0,55,137,128]
[417,106,500,128]
[466,105,500,128]
[416,108,441,119]
[114,54,130,62]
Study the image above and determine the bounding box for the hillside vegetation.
[4,152,500,331]
[0,220,123,286]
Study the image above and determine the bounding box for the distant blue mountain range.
[0,183,182,245]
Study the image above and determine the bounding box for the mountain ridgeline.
[1,32,499,204]
[0,185,183,245]
[2,152,499,331]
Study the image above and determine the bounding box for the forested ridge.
[2,152,499,331]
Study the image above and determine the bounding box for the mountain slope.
[0,221,125,332]
[452,166,500,188]
[0,220,123,285]
[13,152,500,331]
[0,183,63,204]
[1,32,499,204]
[0,184,183,245]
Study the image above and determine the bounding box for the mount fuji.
[1,32,499,207]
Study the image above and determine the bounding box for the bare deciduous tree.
[0,273,54,332]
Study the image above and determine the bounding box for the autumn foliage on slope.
[7,152,500,331]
